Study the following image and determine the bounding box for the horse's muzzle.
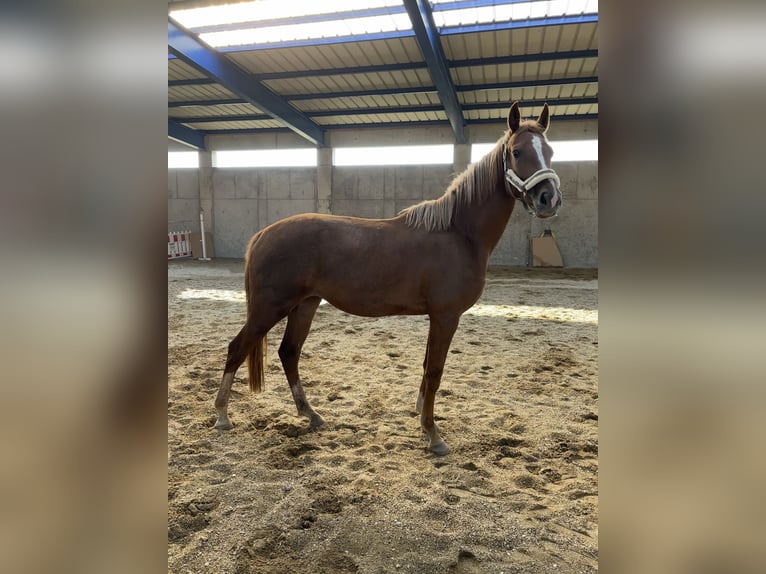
[534,187,562,218]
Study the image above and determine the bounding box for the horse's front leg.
[420,314,460,455]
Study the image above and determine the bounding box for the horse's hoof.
[429,441,450,456]
[214,419,233,431]
[309,414,325,430]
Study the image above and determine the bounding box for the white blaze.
[531,135,548,169]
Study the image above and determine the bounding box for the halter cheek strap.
[502,138,561,214]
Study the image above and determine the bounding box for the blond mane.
[400,121,545,231]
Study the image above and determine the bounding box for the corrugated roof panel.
[168,84,240,101]
[536,84,563,101]
[264,69,432,96]
[186,119,285,131]
[226,37,423,75]
[313,110,448,125]
[451,57,595,86]
[169,103,264,118]
[292,91,440,112]
[576,57,599,76]
[168,58,208,81]
[440,24,597,60]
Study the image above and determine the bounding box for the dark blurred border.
[0,2,167,573]
[2,1,765,572]
[601,0,766,572]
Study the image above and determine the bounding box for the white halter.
[502,138,561,215]
[504,168,560,195]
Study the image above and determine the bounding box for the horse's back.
[245,212,484,316]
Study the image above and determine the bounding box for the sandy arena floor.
[168,259,598,574]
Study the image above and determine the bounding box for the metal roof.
[168,1,598,149]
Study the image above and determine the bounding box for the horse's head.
[503,102,562,218]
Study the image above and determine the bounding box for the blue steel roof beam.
[450,49,598,68]
[168,73,598,93]
[247,49,596,81]
[168,78,597,109]
[178,97,597,123]
[169,98,247,108]
[456,76,598,92]
[200,114,599,134]
[286,76,597,101]
[304,97,596,117]
[168,119,206,150]
[403,0,465,143]
[169,78,218,87]
[168,18,324,146]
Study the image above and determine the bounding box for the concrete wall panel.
[267,198,317,225]
[176,171,200,199]
[168,169,199,231]
[394,166,424,200]
[213,198,259,258]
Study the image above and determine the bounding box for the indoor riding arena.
[168,2,598,573]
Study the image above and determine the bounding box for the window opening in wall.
[333,144,454,167]
[470,139,598,164]
[168,151,200,169]
[213,148,318,168]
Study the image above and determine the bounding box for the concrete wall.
[168,119,597,266]
[211,168,317,258]
[332,165,456,219]
[167,168,200,232]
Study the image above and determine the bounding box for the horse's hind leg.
[279,297,324,429]
[416,340,430,413]
[214,313,278,430]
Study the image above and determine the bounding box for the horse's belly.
[320,292,428,318]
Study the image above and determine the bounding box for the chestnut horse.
[214,102,562,455]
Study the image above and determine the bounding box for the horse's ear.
[507,101,521,133]
[537,103,550,133]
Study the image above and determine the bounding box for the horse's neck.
[454,180,516,260]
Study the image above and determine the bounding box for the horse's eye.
[512,149,520,159]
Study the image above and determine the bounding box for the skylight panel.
[199,13,413,48]
[170,0,401,29]
[432,0,598,28]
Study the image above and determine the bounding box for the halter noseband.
[502,137,561,216]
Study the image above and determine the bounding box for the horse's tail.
[246,335,267,394]
[244,229,267,393]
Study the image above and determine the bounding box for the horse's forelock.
[508,120,547,141]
